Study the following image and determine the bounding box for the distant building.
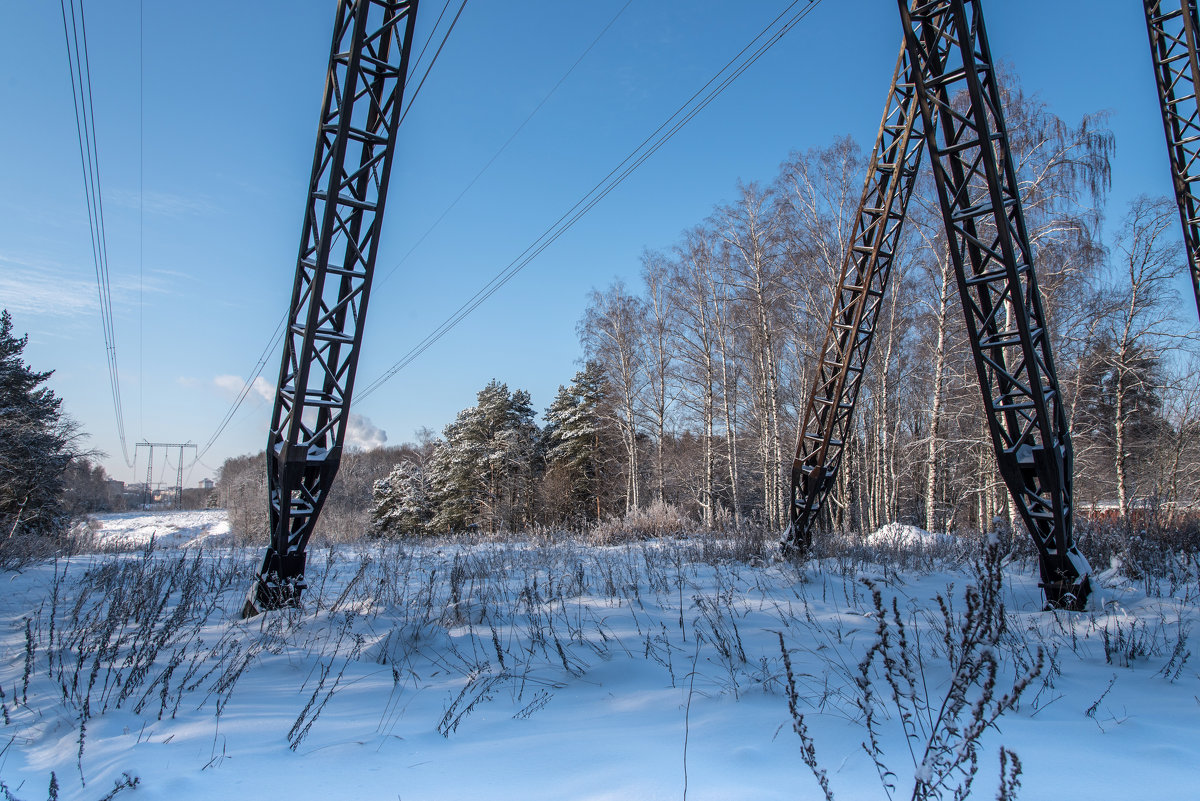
[199,478,215,490]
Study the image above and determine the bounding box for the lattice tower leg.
[144,447,152,509]
[247,0,420,615]
[899,0,1091,609]
[175,446,184,509]
[784,44,926,554]
[1145,0,1200,320]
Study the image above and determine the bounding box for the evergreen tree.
[542,362,614,523]
[0,310,81,559]
[370,457,433,536]
[427,380,541,533]
[494,386,541,529]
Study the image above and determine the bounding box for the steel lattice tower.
[248,0,420,614]
[786,46,925,554]
[901,0,1089,607]
[1144,0,1200,320]
[787,0,1091,609]
[135,441,196,510]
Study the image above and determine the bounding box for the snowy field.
[1,512,1198,800]
[81,510,232,550]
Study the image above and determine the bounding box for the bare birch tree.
[666,229,721,526]
[580,282,647,513]
[640,252,678,506]
[715,183,789,527]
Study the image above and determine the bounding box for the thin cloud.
[0,255,97,317]
[108,188,221,218]
[295,409,387,451]
[0,253,170,321]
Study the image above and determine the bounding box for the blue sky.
[0,0,1173,485]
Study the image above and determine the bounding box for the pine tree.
[370,458,433,537]
[494,386,541,529]
[542,362,614,523]
[0,310,81,560]
[427,406,488,533]
[426,380,541,533]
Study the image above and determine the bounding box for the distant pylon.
[135,441,197,509]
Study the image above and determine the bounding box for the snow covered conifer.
[426,380,541,533]
[542,361,616,523]
[370,457,433,537]
[0,310,81,561]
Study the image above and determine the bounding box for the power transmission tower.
[785,0,1091,609]
[1144,0,1200,320]
[902,0,1089,607]
[246,0,420,615]
[135,441,197,509]
[788,44,924,553]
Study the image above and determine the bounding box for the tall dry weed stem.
[853,544,1041,801]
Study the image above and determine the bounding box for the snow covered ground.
[82,510,232,550]
[1,511,1197,800]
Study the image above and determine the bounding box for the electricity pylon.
[1144,0,1200,320]
[786,0,1091,610]
[245,0,420,616]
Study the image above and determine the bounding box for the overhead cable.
[397,0,469,128]
[378,0,634,287]
[357,0,825,400]
[190,0,471,467]
[193,311,287,462]
[59,0,135,468]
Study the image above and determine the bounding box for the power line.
[190,1,473,467]
[195,457,219,473]
[59,0,134,468]
[191,0,821,458]
[406,0,454,88]
[138,0,145,444]
[378,0,634,287]
[357,0,824,401]
[158,450,172,486]
[397,0,468,129]
[193,311,287,462]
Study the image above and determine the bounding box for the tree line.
[9,71,1196,560]
[367,72,1200,538]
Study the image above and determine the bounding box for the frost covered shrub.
[796,521,979,577]
[590,500,691,544]
[1073,510,1200,589]
[863,522,953,549]
[217,446,419,546]
[698,521,773,564]
[0,530,62,571]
